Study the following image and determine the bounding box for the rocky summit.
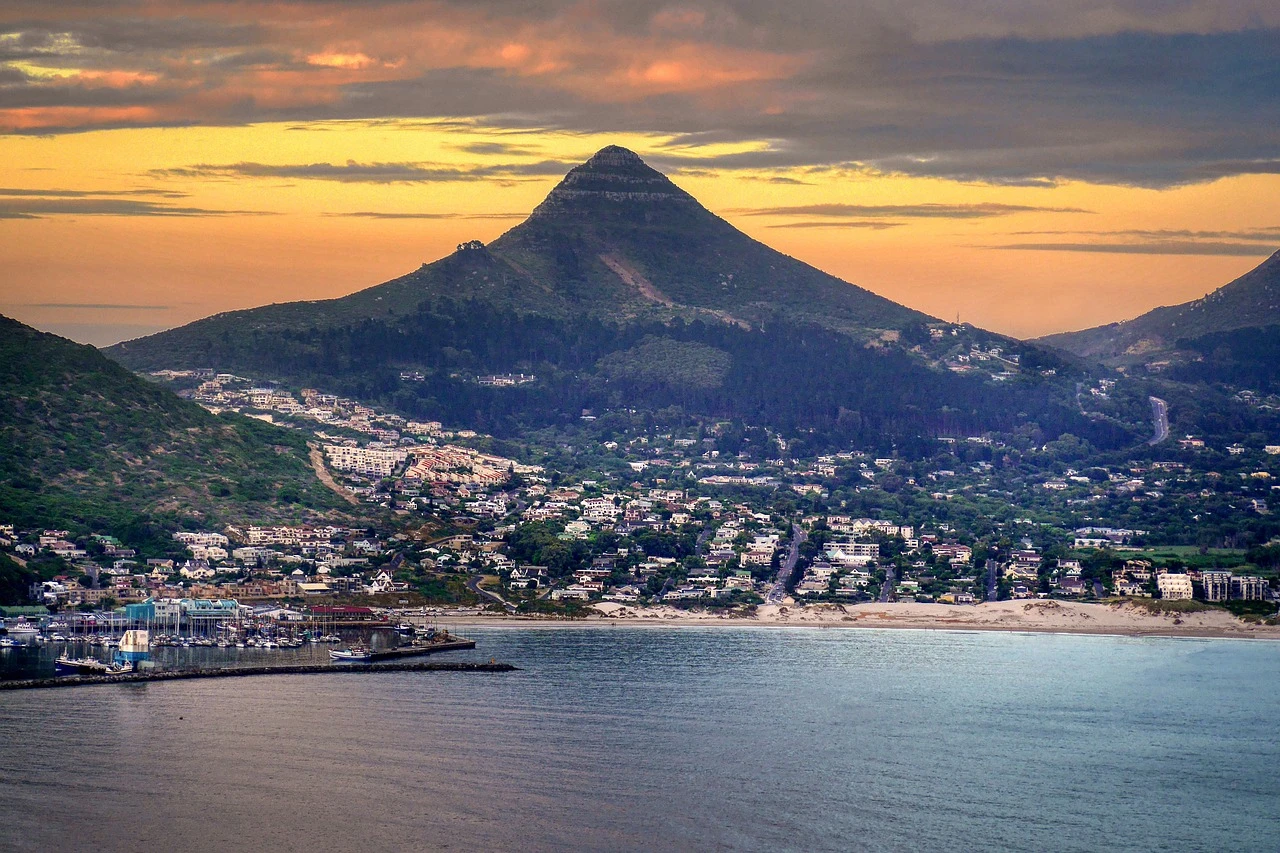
[527,145,699,217]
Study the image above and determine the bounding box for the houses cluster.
[1106,561,1272,602]
[0,519,423,610]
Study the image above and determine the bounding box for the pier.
[0,660,517,691]
[371,638,476,660]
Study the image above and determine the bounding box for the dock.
[370,638,476,660]
[0,660,517,691]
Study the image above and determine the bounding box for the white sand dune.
[440,599,1280,640]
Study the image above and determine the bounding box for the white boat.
[329,648,373,662]
[55,655,134,676]
[5,621,39,639]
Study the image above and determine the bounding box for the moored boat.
[54,655,134,676]
[329,647,373,662]
[4,620,39,640]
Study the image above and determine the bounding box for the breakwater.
[0,660,516,691]
[370,638,476,660]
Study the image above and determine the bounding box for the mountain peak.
[525,144,697,223]
[584,145,647,168]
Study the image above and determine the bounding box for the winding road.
[466,575,517,613]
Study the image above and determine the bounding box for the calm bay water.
[1,627,1277,852]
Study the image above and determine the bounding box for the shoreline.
[430,600,1280,642]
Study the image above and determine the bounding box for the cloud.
[736,202,1093,219]
[1,4,1277,187]
[150,159,576,183]
[20,302,170,310]
[1008,227,1280,242]
[0,197,267,218]
[0,186,187,198]
[326,211,525,219]
[992,241,1277,256]
[764,221,904,230]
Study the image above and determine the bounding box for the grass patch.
[1125,598,1215,614]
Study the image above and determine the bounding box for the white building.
[1156,574,1193,600]
[323,445,409,477]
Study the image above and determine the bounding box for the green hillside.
[0,315,353,536]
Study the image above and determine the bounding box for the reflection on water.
[1,626,1277,853]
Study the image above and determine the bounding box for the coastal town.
[2,366,1278,641]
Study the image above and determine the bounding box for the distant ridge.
[1040,249,1280,362]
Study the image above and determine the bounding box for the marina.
[0,616,480,682]
[0,659,517,691]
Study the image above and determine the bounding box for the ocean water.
[0,627,1277,852]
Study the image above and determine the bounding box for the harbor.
[1,613,490,682]
[0,659,517,691]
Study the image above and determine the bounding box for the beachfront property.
[1156,573,1194,600]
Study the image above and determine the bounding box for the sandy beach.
[436,599,1280,640]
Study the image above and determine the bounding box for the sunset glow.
[2,1,1277,344]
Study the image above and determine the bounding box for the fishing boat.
[329,647,373,663]
[54,655,134,676]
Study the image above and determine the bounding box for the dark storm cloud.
[0,82,179,109]
[1,2,1277,187]
[0,18,264,55]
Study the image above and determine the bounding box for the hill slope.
[108,146,928,363]
[0,315,352,535]
[1041,250,1280,363]
[106,147,1132,450]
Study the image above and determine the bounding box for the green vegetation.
[0,552,37,605]
[597,337,732,392]
[1125,598,1215,614]
[0,315,354,538]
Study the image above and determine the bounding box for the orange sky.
[1,2,1277,345]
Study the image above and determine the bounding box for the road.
[1147,396,1169,445]
[465,575,517,614]
[765,523,807,604]
[985,559,999,602]
[877,565,896,603]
